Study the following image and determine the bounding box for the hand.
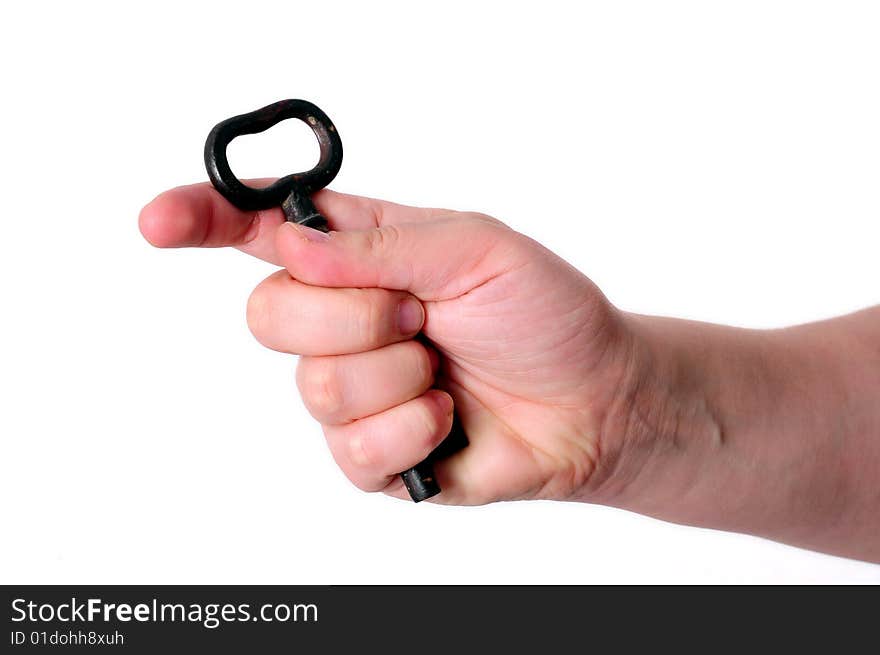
[139,184,635,505]
[140,183,880,561]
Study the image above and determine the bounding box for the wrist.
[579,312,732,513]
[581,308,880,560]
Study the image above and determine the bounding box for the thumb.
[274,217,519,300]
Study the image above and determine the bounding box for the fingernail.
[286,221,330,243]
[397,298,424,335]
[431,390,454,416]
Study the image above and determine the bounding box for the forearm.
[588,306,880,561]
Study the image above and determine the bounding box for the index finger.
[138,180,449,265]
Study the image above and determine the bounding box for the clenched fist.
[141,183,880,562]
[141,186,630,504]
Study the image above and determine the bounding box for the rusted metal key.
[204,99,467,502]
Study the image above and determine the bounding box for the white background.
[1,1,878,583]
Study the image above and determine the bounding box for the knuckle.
[298,358,344,420]
[345,435,386,492]
[348,430,377,470]
[326,429,381,493]
[366,224,401,260]
[349,290,385,347]
[466,211,506,227]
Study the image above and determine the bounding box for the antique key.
[204,99,467,502]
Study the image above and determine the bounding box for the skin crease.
[140,183,880,563]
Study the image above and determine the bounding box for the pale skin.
[140,184,880,563]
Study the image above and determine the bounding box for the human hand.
[141,183,880,561]
[139,185,637,505]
